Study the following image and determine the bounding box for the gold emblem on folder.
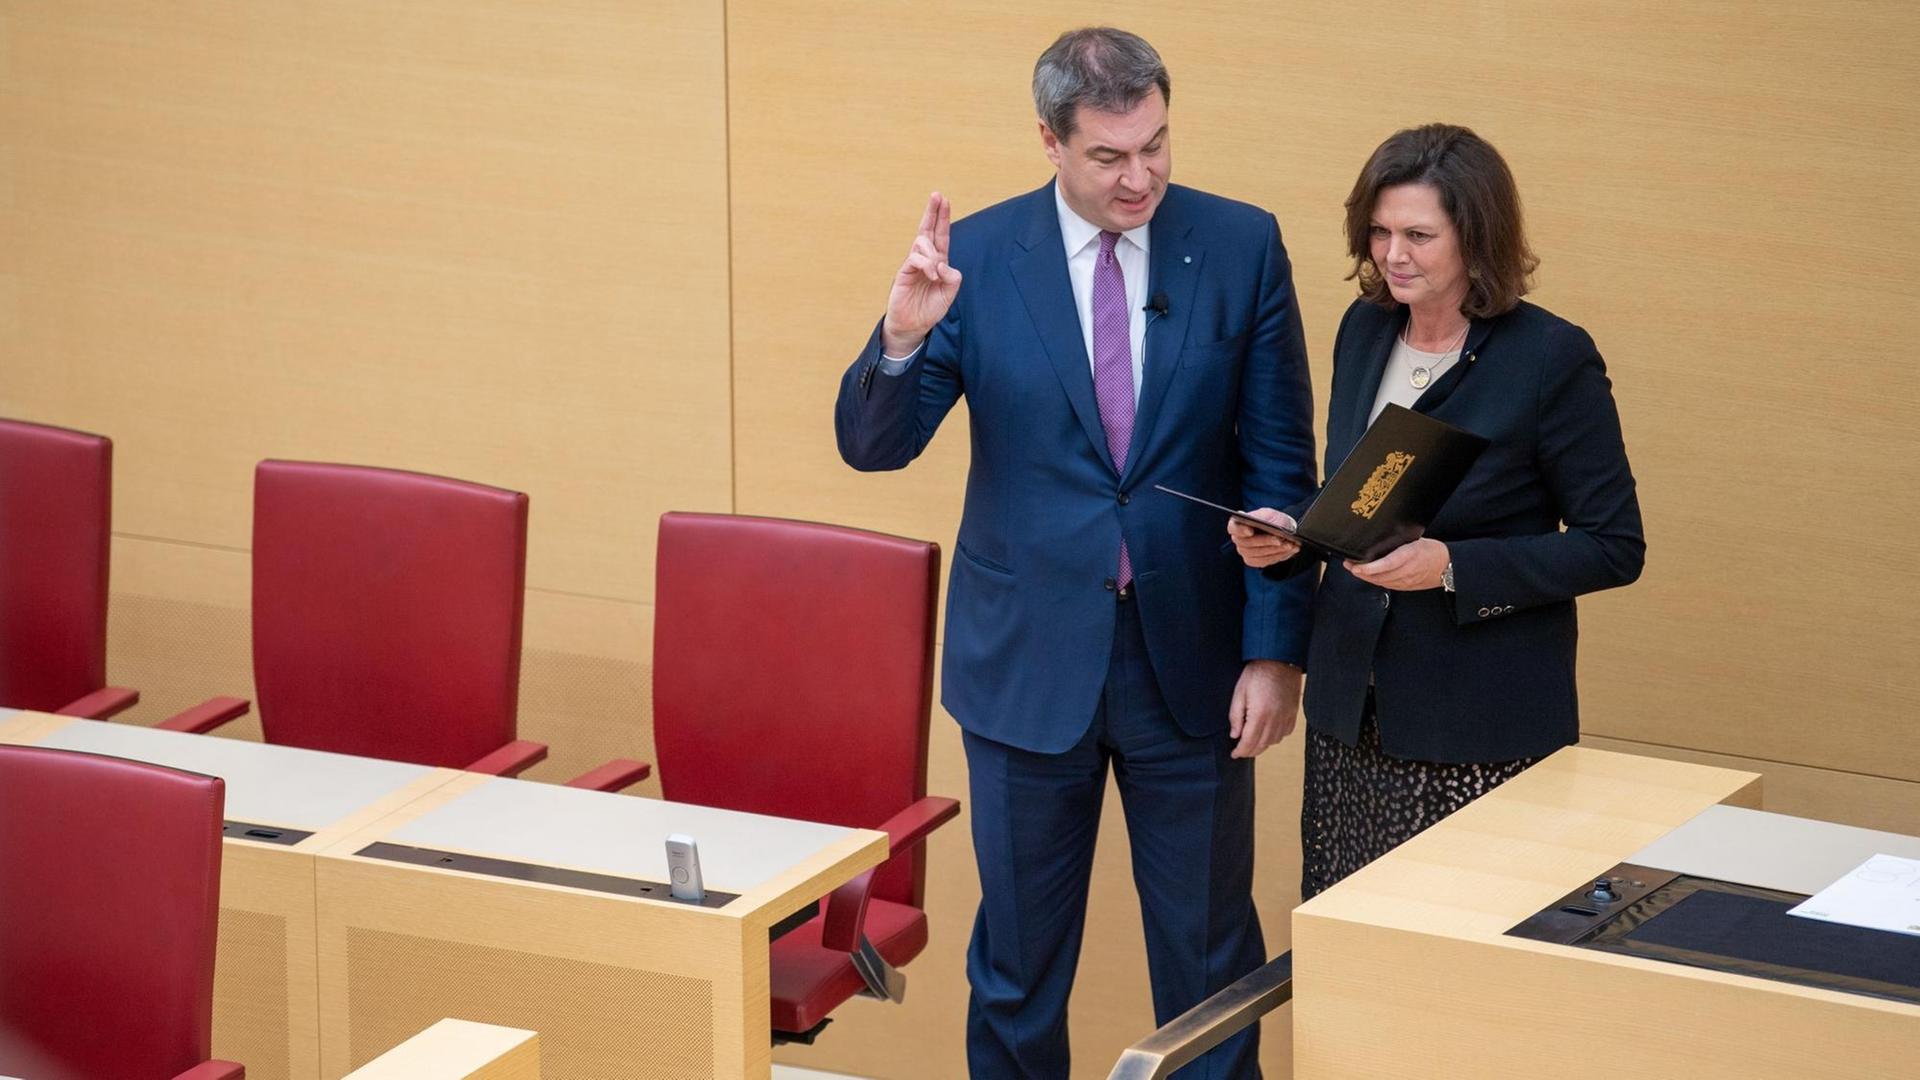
[1350,452,1416,520]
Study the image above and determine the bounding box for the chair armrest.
[880,795,961,854]
[55,686,140,720]
[464,739,548,777]
[565,758,653,792]
[820,795,961,953]
[156,696,251,734]
[172,1060,246,1080]
[1106,951,1293,1080]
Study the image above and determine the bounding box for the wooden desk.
[345,1019,540,1079]
[1292,746,1920,1077]
[0,707,67,743]
[4,713,890,1079]
[313,773,888,1079]
[0,713,462,1080]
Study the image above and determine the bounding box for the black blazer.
[1274,298,1644,763]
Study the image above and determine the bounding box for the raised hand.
[882,192,962,356]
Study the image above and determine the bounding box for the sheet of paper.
[1787,853,1920,937]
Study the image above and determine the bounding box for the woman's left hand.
[1345,538,1450,591]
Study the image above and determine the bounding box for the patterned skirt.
[1300,700,1541,901]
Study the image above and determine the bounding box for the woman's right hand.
[1229,508,1301,568]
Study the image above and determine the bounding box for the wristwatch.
[1441,561,1456,593]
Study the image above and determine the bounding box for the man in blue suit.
[834,27,1315,1078]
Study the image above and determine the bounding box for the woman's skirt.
[1301,698,1541,900]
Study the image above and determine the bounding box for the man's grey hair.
[1032,27,1171,143]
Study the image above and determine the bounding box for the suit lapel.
[1340,307,1404,459]
[1009,184,1115,473]
[1122,201,1200,487]
[1410,317,1492,415]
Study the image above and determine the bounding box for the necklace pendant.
[1409,366,1431,390]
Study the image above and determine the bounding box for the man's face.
[1041,89,1170,233]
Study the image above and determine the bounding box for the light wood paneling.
[314,775,888,1080]
[1584,734,1920,837]
[0,0,733,604]
[1294,747,1761,940]
[211,841,325,1080]
[105,537,258,732]
[346,1018,541,1080]
[1297,912,1918,1079]
[1293,748,1920,1079]
[221,766,473,1080]
[515,591,657,790]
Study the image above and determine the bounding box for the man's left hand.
[1345,538,1450,592]
[1229,659,1302,759]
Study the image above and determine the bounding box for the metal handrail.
[1106,951,1294,1080]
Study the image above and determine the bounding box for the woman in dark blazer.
[1232,124,1645,898]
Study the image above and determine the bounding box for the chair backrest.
[652,512,939,908]
[0,745,226,1080]
[252,460,528,767]
[0,418,112,711]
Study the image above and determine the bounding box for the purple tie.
[1093,230,1134,588]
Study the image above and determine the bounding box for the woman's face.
[1368,183,1469,313]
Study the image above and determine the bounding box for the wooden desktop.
[1292,746,1920,1078]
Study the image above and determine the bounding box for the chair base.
[771,1017,833,1047]
[768,897,927,1033]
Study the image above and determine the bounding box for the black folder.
[1158,404,1489,562]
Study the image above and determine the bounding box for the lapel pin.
[1183,255,1192,264]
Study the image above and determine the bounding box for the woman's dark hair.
[1344,123,1538,318]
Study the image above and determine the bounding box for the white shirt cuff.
[877,339,925,374]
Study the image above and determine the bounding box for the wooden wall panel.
[1,1,725,799]
[1583,734,1920,839]
[0,0,732,604]
[106,538,261,735]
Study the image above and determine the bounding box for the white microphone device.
[665,833,704,902]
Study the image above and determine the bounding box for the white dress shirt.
[1367,335,1463,426]
[1055,184,1149,399]
[879,184,1151,400]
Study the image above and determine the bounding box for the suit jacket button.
[1381,592,1391,610]
[1478,606,1491,617]
[1117,492,1131,505]
[1104,578,1116,591]
[1503,605,1515,614]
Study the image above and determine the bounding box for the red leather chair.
[0,745,244,1080]
[0,418,139,719]
[157,461,548,776]
[581,512,959,1040]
